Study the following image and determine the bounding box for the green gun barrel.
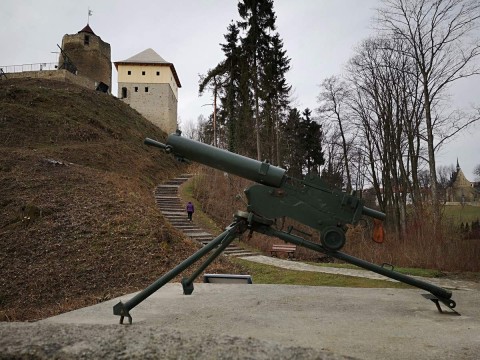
[146,133,287,188]
[362,206,386,221]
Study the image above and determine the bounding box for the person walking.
[186,201,194,221]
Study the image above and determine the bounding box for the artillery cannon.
[113,132,457,324]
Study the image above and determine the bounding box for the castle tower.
[114,48,181,134]
[58,24,112,91]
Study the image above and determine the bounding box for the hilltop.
[0,78,241,321]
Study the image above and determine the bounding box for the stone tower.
[58,24,112,91]
[114,48,181,134]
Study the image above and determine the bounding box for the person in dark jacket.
[186,201,194,221]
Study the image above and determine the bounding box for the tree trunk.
[422,79,439,224]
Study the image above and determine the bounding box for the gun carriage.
[113,132,457,324]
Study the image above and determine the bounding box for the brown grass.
[343,211,480,272]
[0,78,242,321]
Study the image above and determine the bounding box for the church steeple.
[456,158,460,172]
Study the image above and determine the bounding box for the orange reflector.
[372,218,385,243]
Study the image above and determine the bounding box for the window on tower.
[121,87,127,98]
[142,71,145,75]
[127,70,131,75]
[145,87,149,92]
[156,71,160,76]
[84,35,90,45]
[134,87,138,92]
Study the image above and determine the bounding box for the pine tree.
[282,108,304,178]
[302,108,324,174]
[238,0,276,160]
[261,33,291,164]
[282,108,325,178]
[199,0,291,160]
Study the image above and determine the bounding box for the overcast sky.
[2,0,479,179]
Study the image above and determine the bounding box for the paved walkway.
[240,255,480,291]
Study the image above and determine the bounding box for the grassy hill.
[0,78,241,321]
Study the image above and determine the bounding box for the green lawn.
[443,205,480,224]
[232,258,411,289]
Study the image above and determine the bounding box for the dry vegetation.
[192,166,480,272]
[0,78,242,321]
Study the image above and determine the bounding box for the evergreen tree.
[302,108,324,174]
[282,108,325,178]
[261,33,291,164]
[321,162,344,189]
[238,0,276,160]
[282,108,304,178]
[221,23,242,153]
[199,0,291,160]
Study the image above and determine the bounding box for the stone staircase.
[155,174,256,257]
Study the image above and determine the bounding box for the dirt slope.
[0,78,241,321]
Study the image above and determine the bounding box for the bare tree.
[181,118,199,140]
[377,0,480,220]
[347,36,425,233]
[317,76,353,192]
[437,164,456,202]
[318,119,347,189]
[199,68,225,147]
[474,163,480,180]
[437,164,456,188]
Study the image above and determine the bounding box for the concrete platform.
[17,283,477,359]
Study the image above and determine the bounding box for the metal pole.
[263,226,453,303]
[213,84,217,147]
[182,224,243,294]
[113,220,243,324]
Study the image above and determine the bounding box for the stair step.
[176,226,202,230]
[226,252,257,257]
[224,250,254,255]
[162,211,186,215]
[185,231,213,237]
[154,174,252,259]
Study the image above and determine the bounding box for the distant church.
[446,160,480,203]
[114,48,181,134]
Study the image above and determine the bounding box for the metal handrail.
[0,62,58,73]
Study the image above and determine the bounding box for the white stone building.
[114,48,181,134]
